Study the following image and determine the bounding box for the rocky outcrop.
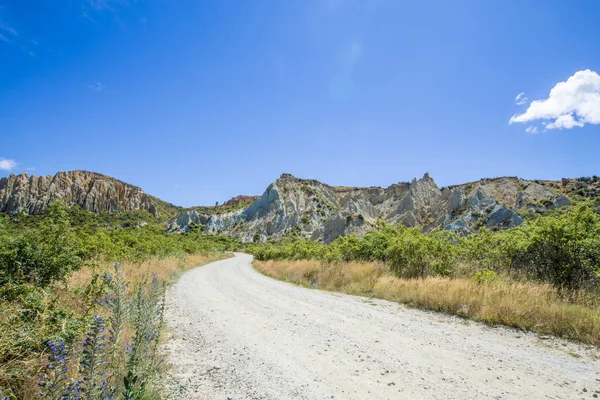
[3,169,576,242]
[444,190,524,236]
[169,173,572,242]
[221,195,260,208]
[0,170,158,215]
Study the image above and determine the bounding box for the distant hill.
[3,169,598,243]
[0,170,179,218]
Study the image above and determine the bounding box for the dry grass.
[255,259,385,295]
[254,260,600,346]
[69,252,231,289]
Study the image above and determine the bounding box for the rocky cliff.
[0,170,160,215]
[0,169,579,242]
[168,173,572,242]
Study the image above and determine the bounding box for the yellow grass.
[69,252,231,288]
[254,259,600,345]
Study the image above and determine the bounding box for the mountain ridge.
[2,170,593,242]
[167,172,574,242]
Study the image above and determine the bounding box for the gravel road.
[163,253,600,399]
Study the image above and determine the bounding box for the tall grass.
[0,252,230,399]
[254,260,600,345]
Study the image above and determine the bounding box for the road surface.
[163,253,599,399]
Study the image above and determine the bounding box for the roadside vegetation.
[0,202,236,399]
[250,204,600,345]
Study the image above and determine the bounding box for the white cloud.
[525,126,538,134]
[88,82,106,91]
[0,21,16,44]
[87,0,114,10]
[0,158,17,171]
[544,114,584,130]
[509,69,600,130]
[87,0,130,11]
[0,22,17,36]
[515,92,528,105]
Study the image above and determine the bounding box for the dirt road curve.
[163,253,599,399]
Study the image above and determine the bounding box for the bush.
[512,205,600,289]
[386,228,457,278]
[35,264,166,400]
[0,202,82,287]
[247,205,600,291]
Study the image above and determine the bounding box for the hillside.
[0,170,181,217]
[168,173,576,242]
[3,170,597,243]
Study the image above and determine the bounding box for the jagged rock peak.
[168,172,573,243]
[0,170,158,215]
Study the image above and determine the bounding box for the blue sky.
[1,0,599,207]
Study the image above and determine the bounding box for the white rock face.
[169,173,571,242]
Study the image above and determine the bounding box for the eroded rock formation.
[0,170,158,215]
[168,173,572,242]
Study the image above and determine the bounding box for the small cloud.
[0,22,17,36]
[525,126,538,134]
[0,21,17,44]
[88,82,106,92]
[21,47,35,57]
[87,0,113,11]
[509,69,600,131]
[86,0,130,11]
[0,158,17,171]
[515,92,528,105]
[26,167,36,171]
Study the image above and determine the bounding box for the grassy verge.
[0,252,230,399]
[254,259,600,346]
[70,252,231,287]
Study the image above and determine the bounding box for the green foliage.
[33,266,166,400]
[0,282,94,398]
[248,205,600,290]
[512,205,600,289]
[0,202,83,287]
[387,229,457,278]
[250,236,325,261]
[249,224,458,279]
[0,202,239,281]
[0,201,235,398]
[471,269,499,285]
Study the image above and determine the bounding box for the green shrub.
[0,202,82,287]
[247,205,600,291]
[512,205,600,289]
[386,228,457,278]
[471,269,499,285]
